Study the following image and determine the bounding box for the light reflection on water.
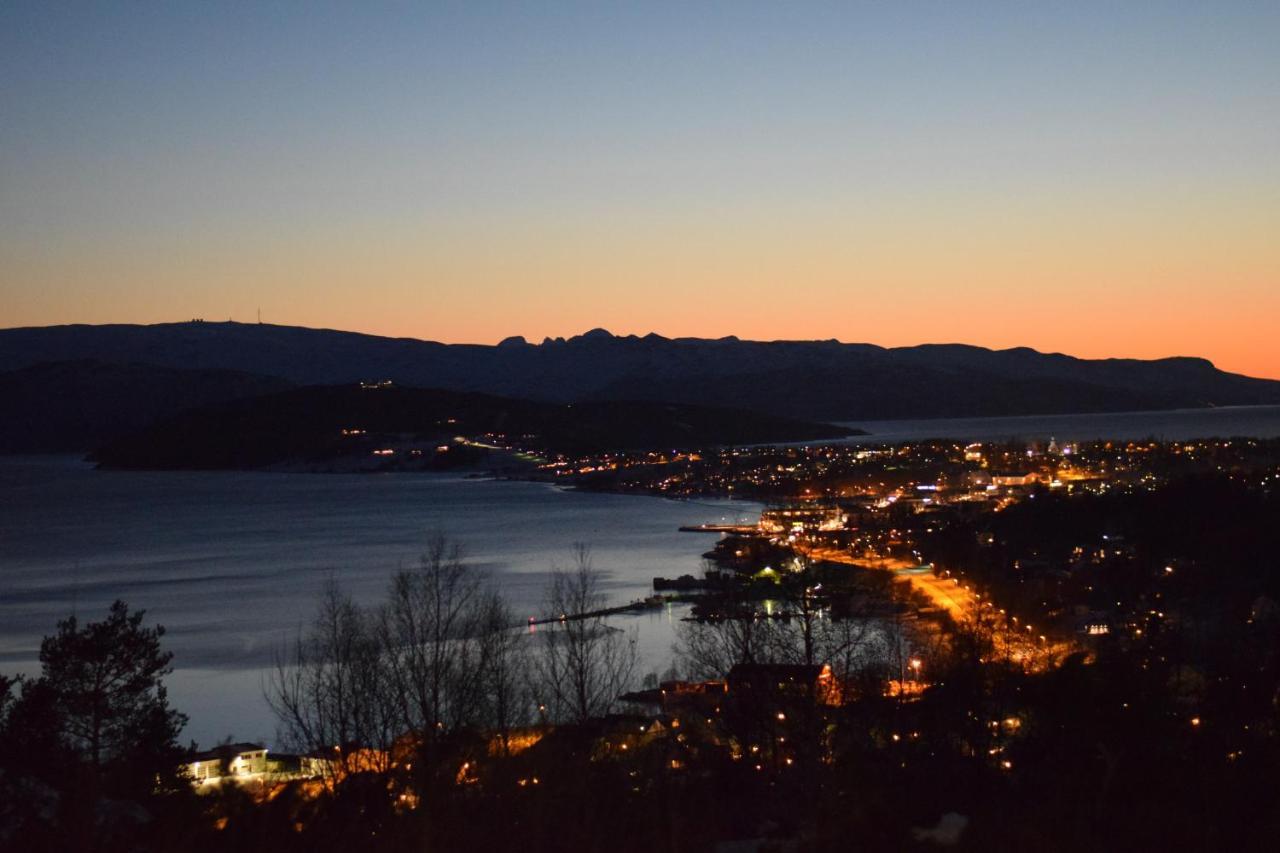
[5,405,1277,745]
[0,456,758,746]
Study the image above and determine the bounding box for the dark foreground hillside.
[2,473,1278,852]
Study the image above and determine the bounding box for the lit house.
[759,505,847,535]
[1076,610,1114,637]
[990,471,1040,488]
[185,743,271,785]
[183,743,337,788]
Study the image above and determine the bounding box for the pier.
[526,595,668,626]
[678,523,756,534]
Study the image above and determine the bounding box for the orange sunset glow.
[2,3,1278,378]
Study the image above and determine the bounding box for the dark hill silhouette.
[2,322,1277,421]
[0,360,293,452]
[89,384,856,469]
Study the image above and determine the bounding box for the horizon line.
[4,317,1271,380]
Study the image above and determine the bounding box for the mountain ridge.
[2,321,1277,421]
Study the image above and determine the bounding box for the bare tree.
[266,579,397,782]
[818,607,879,689]
[379,535,487,739]
[786,581,823,667]
[533,544,638,723]
[269,535,535,792]
[678,565,881,690]
[677,590,779,680]
[473,589,531,752]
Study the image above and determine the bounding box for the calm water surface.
[840,404,1280,444]
[0,457,758,746]
[5,406,1279,746]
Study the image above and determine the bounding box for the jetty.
[527,595,668,626]
[678,523,756,534]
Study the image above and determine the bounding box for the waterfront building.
[759,505,846,535]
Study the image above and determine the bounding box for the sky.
[2,2,1278,377]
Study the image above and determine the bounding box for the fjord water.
[0,456,758,746]
[841,404,1280,444]
[4,405,1280,747]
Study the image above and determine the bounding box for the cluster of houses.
[185,662,847,793]
[184,743,339,790]
[621,662,841,716]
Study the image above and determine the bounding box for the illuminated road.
[807,548,976,620]
[807,547,1073,671]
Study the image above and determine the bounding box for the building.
[620,679,727,715]
[759,505,846,535]
[183,743,339,789]
[185,743,272,785]
[991,471,1040,488]
[1075,609,1114,637]
[727,662,839,705]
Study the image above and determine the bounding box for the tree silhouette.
[534,544,638,723]
[0,601,190,850]
[35,600,187,795]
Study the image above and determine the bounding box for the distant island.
[87,382,859,471]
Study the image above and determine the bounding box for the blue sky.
[3,2,1278,374]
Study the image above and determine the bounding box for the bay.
[0,456,758,746]
[5,404,1279,747]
